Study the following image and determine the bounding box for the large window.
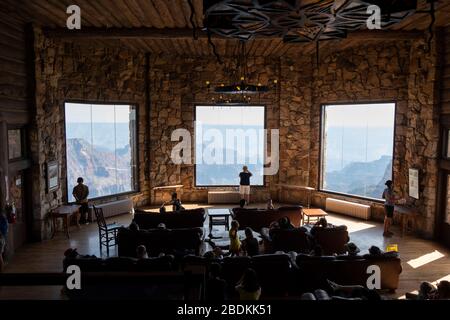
[195,105,265,186]
[320,103,395,200]
[65,102,137,202]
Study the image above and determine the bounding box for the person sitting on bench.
[160,192,185,212]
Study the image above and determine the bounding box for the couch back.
[63,255,175,272]
[270,228,311,253]
[117,227,203,257]
[312,226,349,255]
[212,254,292,297]
[133,208,206,229]
[295,254,402,291]
[232,206,303,231]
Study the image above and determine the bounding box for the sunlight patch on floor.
[327,216,377,233]
[432,274,450,284]
[407,250,445,269]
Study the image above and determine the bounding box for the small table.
[208,208,232,237]
[302,208,328,225]
[51,205,81,239]
[395,205,420,237]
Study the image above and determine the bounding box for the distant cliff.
[66,138,133,200]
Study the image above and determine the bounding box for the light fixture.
[214,42,269,95]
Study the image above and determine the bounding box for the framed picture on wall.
[7,128,23,160]
[46,161,59,193]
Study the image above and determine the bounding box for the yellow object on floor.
[386,244,398,252]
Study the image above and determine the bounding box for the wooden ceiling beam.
[43,28,426,41]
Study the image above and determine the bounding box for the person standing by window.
[239,166,252,206]
[382,180,397,237]
[72,177,89,225]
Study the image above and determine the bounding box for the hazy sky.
[65,103,134,123]
[324,103,395,127]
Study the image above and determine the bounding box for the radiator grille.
[90,199,134,221]
[325,198,371,220]
[208,191,241,204]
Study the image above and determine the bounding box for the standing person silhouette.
[382,180,398,237]
[72,177,89,224]
[239,166,252,206]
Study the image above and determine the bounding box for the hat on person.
[345,242,360,254]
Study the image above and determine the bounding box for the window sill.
[67,190,141,205]
[318,189,385,205]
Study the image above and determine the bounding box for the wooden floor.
[1,203,449,300]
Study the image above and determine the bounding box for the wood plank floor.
[1,203,449,300]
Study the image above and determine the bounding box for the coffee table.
[207,208,232,237]
[302,208,328,225]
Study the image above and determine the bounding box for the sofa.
[182,253,294,298]
[260,227,312,253]
[63,255,175,272]
[295,254,402,292]
[117,227,204,257]
[61,255,199,300]
[309,226,350,255]
[232,206,303,231]
[133,208,206,229]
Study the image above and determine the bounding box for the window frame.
[318,101,397,202]
[63,100,140,204]
[193,104,267,188]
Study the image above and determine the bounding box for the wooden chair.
[93,206,121,257]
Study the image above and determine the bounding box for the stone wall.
[278,39,440,238]
[32,28,441,240]
[149,55,281,204]
[31,30,150,240]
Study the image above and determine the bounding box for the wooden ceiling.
[4,0,450,57]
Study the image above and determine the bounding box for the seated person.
[239,199,246,208]
[129,221,139,232]
[206,263,227,301]
[310,217,334,235]
[345,242,360,256]
[157,223,167,230]
[136,245,148,259]
[309,245,323,257]
[260,220,280,240]
[327,280,381,300]
[203,247,225,260]
[363,245,399,259]
[406,281,450,300]
[160,192,185,212]
[278,216,295,230]
[64,248,96,259]
[241,227,260,257]
[267,199,274,210]
[235,268,261,300]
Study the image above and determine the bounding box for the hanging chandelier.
[213,42,269,95]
